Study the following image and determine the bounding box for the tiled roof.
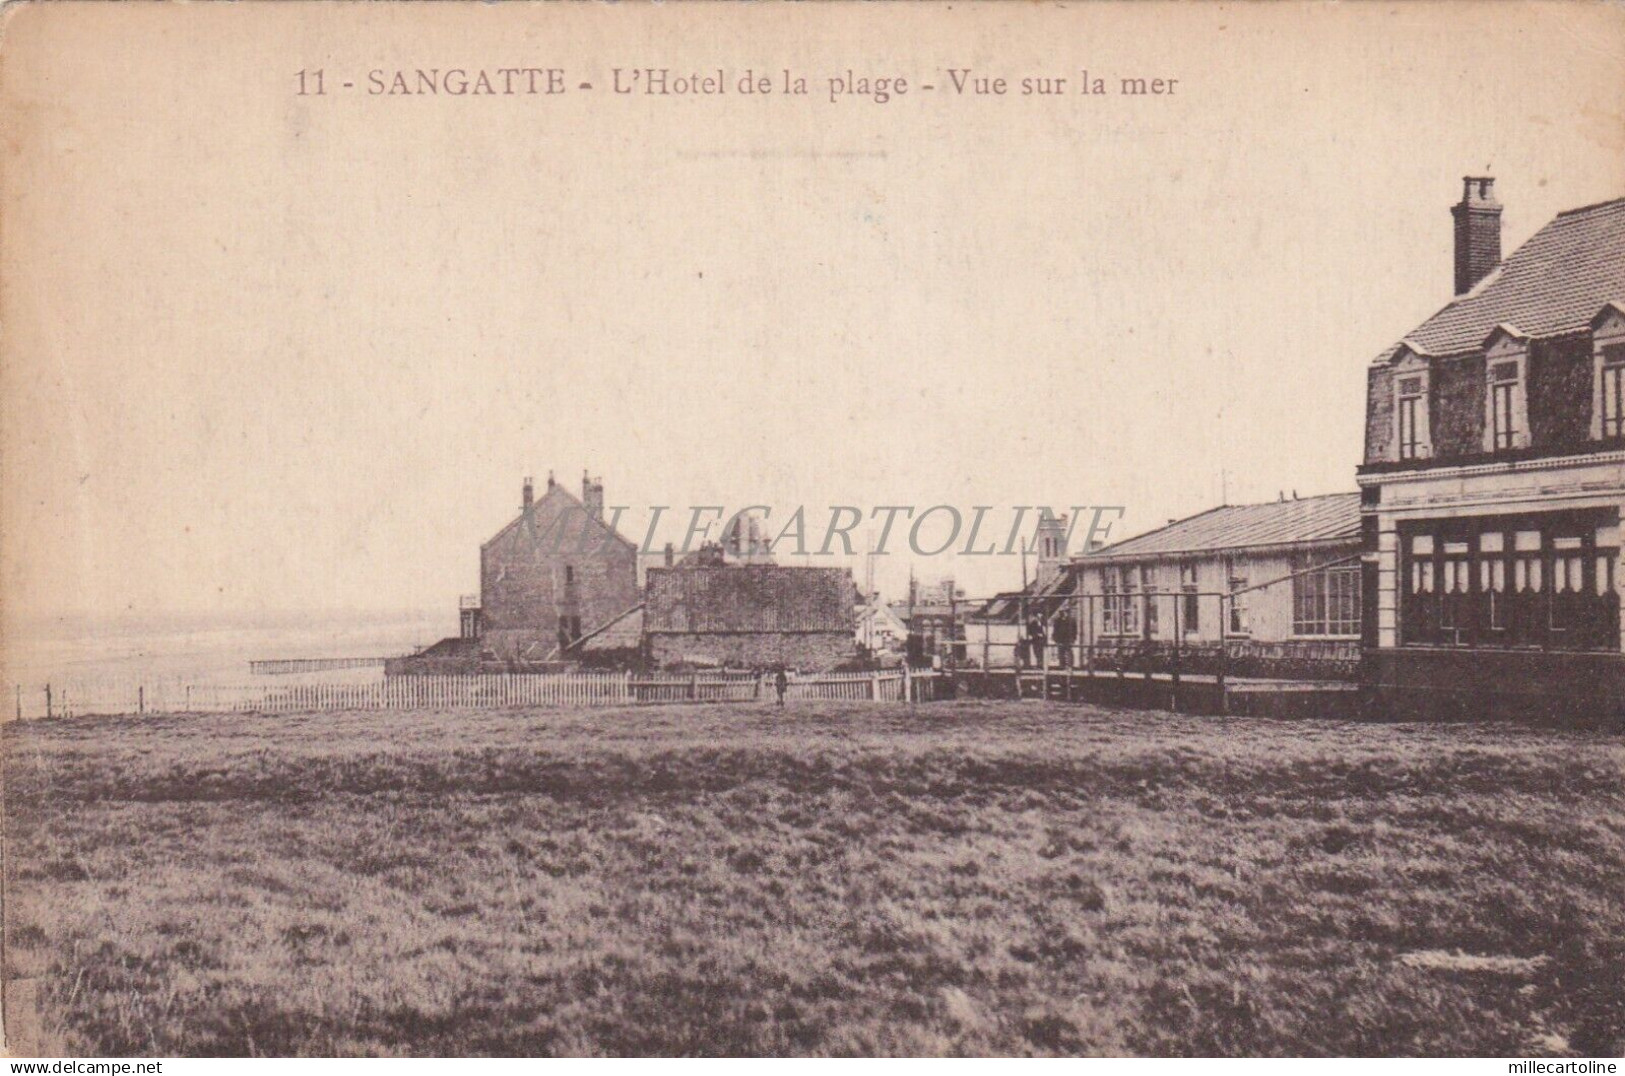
[1397,196,1625,357]
[1082,493,1362,561]
[646,565,856,633]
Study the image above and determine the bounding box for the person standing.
[1027,614,1048,670]
[1052,608,1077,668]
[774,667,789,707]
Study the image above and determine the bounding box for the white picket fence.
[9,669,944,719]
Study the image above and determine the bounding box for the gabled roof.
[1080,492,1361,562]
[1391,196,1625,358]
[482,481,636,553]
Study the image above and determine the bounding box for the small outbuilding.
[643,563,858,671]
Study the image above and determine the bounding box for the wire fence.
[8,668,949,720]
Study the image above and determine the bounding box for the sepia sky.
[3,1,1623,630]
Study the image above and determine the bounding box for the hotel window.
[1102,566,1138,636]
[1550,536,1586,632]
[1597,336,1625,441]
[1101,571,1118,635]
[1404,517,1620,651]
[1397,376,1426,460]
[1120,567,1140,636]
[1409,535,1436,596]
[1141,565,1159,637]
[1598,525,1622,600]
[1179,562,1200,633]
[1227,560,1250,635]
[1489,360,1520,451]
[1480,531,1508,633]
[1439,540,1471,641]
[1604,355,1625,440]
[1292,558,1361,637]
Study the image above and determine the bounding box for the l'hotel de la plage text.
[295,65,1184,102]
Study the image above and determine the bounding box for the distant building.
[1358,180,1625,716]
[965,496,1362,673]
[644,563,858,671]
[855,596,908,656]
[479,472,641,665]
[889,575,968,663]
[1068,494,1363,658]
[962,514,1079,667]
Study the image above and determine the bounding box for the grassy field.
[3,700,1622,1057]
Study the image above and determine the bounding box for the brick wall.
[1364,364,1395,464]
[1431,352,1487,457]
[1528,332,1595,449]
[480,489,641,662]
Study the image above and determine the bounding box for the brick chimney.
[582,471,604,521]
[1452,176,1502,296]
[522,476,534,513]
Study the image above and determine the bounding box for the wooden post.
[1170,595,1181,713]
[982,617,991,692]
[1065,595,1074,703]
[138,685,145,716]
[689,671,698,701]
[1085,593,1095,678]
[45,683,52,720]
[1218,594,1230,713]
[14,684,20,721]
[903,662,913,704]
[870,670,879,701]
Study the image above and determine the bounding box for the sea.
[2,609,452,720]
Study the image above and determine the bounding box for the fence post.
[870,670,879,700]
[1086,594,1095,679]
[45,683,52,720]
[1170,594,1181,713]
[14,684,20,721]
[689,672,698,701]
[138,685,145,716]
[1218,594,1230,713]
[903,663,913,704]
[624,669,633,703]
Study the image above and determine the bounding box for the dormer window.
[1604,353,1624,439]
[1591,306,1625,442]
[1397,376,1426,459]
[1481,330,1529,453]
[1490,361,1520,450]
[1598,340,1625,441]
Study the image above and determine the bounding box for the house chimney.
[582,471,604,521]
[1452,176,1502,295]
[546,470,555,490]
[663,541,675,568]
[522,476,534,512]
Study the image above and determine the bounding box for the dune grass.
[3,700,1622,1056]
